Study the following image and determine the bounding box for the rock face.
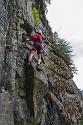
[0,0,83,125]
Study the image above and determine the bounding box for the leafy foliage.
[53,32,77,73]
[28,117,37,125]
[32,7,40,24]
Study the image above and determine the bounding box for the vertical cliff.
[0,0,83,125]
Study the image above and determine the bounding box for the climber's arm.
[29,34,38,41]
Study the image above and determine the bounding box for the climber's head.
[37,30,42,35]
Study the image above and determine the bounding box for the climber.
[27,30,43,71]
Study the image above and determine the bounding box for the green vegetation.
[53,32,77,73]
[28,117,37,125]
[32,7,40,24]
[80,113,83,125]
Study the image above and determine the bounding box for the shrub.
[32,7,40,24]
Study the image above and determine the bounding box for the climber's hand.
[26,38,29,41]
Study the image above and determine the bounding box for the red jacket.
[29,34,42,44]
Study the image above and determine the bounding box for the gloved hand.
[26,38,29,41]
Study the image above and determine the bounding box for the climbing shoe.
[36,64,41,71]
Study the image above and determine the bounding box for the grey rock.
[0,0,83,125]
